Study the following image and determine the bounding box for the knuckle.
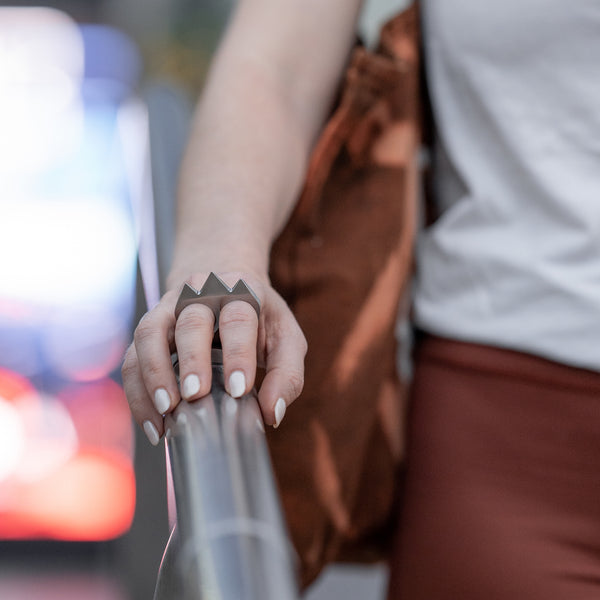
[273,314,302,339]
[177,347,204,366]
[176,306,212,335]
[144,359,163,382]
[129,399,153,426]
[134,304,174,343]
[287,369,305,399]
[220,304,255,330]
[121,355,137,379]
[134,320,155,344]
[272,320,308,357]
[163,288,179,303]
[224,343,253,364]
[128,394,146,416]
[297,330,308,356]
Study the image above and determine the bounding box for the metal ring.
[174,273,261,331]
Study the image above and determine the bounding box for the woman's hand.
[122,271,307,445]
[120,0,362,446]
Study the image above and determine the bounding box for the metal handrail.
[153,353,299,600]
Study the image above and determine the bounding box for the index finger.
[133,298,180,415]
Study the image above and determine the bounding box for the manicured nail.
[182,374,200,399]
[153,388,171,414]
[143,420,160,446]
[228,370,246,398]
[274,397,286,428]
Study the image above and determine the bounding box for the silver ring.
[174,273,261,331]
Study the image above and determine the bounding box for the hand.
[122,271,307,445]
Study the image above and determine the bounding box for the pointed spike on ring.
[231,279,251,295]
[174,273,261,323]
[200,272,232,296]
[230,279,261,317]
[181,282,200,297]
[174,283,201,318]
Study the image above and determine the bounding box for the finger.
[133,301,180,415]
[174,303,215,401]
[258,322,307,427]
[122,345,164,446]
[219,300,259,398]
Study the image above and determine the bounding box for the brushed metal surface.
[153,357,298,600]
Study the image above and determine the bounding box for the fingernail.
[143,420,160,446]
[153,388,171,414]
[274,397,286,428]
[182,374,200,399]
[228,370,246,398]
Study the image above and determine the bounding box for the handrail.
[153,355,300,600]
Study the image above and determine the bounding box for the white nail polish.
[143,421,160,446]
[228,370,246,398]
[182,374,200,398]
[274,397,286,428]
[153,388,171,414]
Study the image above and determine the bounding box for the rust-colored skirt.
[388,335,600,599]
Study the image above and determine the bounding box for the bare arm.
[171,0,364,280]
[123,0,364,444]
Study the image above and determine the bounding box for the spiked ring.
[174,273,261,331]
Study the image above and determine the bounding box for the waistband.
[415,333,600,395]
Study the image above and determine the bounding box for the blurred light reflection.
[0,372,136,540]
[0,399,25,482]
[0,8,143,541]
[0,200,136,308]
[43,307,131,383]
[0,7,84,178]
[59,379,134,459]
[0,574,129,600]
[15,394,79,485]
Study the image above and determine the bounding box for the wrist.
[166,243,270,293]
[173,209,274,270]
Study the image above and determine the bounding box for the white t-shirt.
[413,0,600,371]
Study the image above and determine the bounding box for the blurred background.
[0,1,405,598]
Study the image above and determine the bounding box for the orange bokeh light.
[0,449,135,541]
[59,378,134,459]
[0,370,136,541]
[0,366,36,402]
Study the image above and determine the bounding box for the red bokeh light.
[0,371,135,541]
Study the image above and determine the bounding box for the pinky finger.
[257,324,306,428]
[258,365,305,428]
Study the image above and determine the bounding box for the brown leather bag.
[266,3,421,587]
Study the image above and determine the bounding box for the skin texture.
[122,0,365,443]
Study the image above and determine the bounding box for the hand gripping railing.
[153,277,299,600]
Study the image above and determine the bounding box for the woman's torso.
[413,0,600,370]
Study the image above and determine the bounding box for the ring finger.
[219,300,259,398]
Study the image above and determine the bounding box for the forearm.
[125,0,364,440]
[169,59,312,287]
[167,0,363,289]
